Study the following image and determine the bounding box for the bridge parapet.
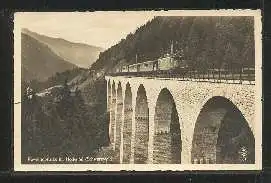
[108,67,255,85]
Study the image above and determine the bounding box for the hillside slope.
[91,16,254,73]
[21,33,77,82]
[22,28,104,68]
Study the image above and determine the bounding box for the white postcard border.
[14,9,262,171]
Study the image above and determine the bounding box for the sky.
[15,12,159,49]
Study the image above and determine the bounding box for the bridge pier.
[121,83,133,163]
[130,92,137,164]
[147,103,155,164]
[107,80,112,143]
[110,82,117,150]
[119,93,125,164]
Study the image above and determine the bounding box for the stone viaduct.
[105,76,256,164]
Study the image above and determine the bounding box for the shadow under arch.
[191,96,255,164]
[153,88,181,164]
[123,82,133,163]
[134,84,149,164]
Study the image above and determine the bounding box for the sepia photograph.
[13,10,262,171]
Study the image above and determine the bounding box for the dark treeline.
[21,78,109,162]
[91,16,254,73]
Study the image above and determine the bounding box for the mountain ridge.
[21,33,77,82]
[22,28,104,50]
[22,28,105,68]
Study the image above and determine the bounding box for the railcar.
[118,54,188,75]
[128,63,139,72]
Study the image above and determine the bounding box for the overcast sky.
[16,12,159,49]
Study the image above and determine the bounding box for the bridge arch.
[122,82,133,163]
[134,84,149,163]
[191,96,255,164]
[153,88,181,164]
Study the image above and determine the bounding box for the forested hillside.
[91,16,254,73]
[22,67,89,93]
[21,79,109,161]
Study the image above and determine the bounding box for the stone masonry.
[105,76,256,164]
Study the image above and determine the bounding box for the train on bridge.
[116,42,189,75]
[117,53,188,74]
[112,42,255,82]
[114,54,255,80]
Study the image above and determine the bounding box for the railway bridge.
[105,75,258,164]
